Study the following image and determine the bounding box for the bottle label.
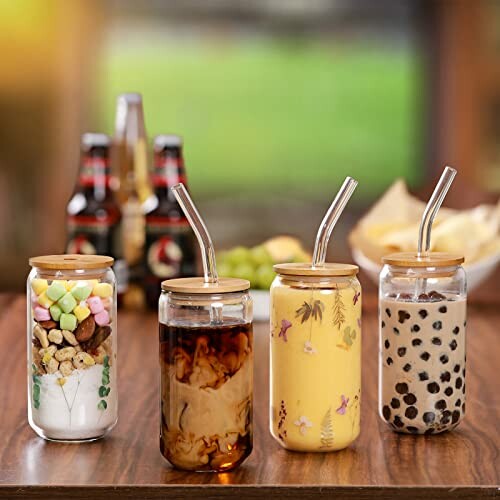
[78,157,111,187]
[66,214,128,293]
[152,157,186,187]
[145,217,194,279]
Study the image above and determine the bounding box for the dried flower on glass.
[294,415,313,436]
[336,395,349,415]
[278,319,292,342]
[303,341,317,354]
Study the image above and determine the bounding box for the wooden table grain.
[0,294,498,499]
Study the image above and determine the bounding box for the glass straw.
[417,166,457,258]
[312,176,358,268]
[171,183,218,284]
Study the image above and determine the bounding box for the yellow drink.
[270,266,361,451]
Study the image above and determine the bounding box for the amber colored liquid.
[159,321,253,471]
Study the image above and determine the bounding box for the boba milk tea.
[270,177,361,451]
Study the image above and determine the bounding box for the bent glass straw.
[171,183,218,284]
[417,166,457,258]
[312,176,358,268]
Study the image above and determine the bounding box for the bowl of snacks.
[349,180,500,290]
[217,236,311,320]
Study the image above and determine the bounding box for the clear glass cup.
[159,277,253,471]
[270,263,362,452]
[27,255,118,442]
[379,252,466,434]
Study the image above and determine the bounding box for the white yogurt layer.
[31,364,117,440]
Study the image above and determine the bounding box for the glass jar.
[270,263,362,452]
[379,252,466,434]
[27,254,118,442]
[159,277,253,471]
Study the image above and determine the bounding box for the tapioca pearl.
[425,427,435,435]
[440,371,451,383]
[441,411,452,425]
[453,364,460,373]
[464,320,467,327]
[418,371,429,381]
[462,402,465,412]
[403,363,412,372]
[433,321,442,330]
[411,324,420,333]
[420,352,431,361]
[390,398,400,409]
[402,394,416,405]
[393,327,400,335]
[381,320,386,328]
[398,310,411,324]
[435,399,447,410]
[449,339,458,351]
[393,416,404,428]
[384,339,390,349]
[397,347,406,357]
[385,308,391,317]
[423,412,435,424]
[462,367,465,377]
[444,387,453,397]
[453,326,460,335]
[439,305,447,313]
[405,406,418,419]
[412,338,422,347]
[455,377,463,389]
[382,405,391,421]
[431,337,442,346]
[407,426,419,433]
[440,354,449,364]
[451,410,460,424]
[419,309,428,319]
[455,398,462,407]
[427,382,440,394]
[395,382,409,394]
[387,357,394,366]
[462,383,466,394]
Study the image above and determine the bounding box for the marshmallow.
[87,296,104,314]
[46,282,66,301]
[37,292,54,309]
[58,292,77,314]
[34,306,51,322]
[60,313,77,331]
[66,281,76,291]
[49,304,62,322]
[71,284,92,301]
[74,304,91,322]
[92,283,113,298]
[102,297,113,311]
[94,309,110,326]
[31,279,48,296]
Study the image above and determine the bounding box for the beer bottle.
[113,93,152,307]
[66,133,128,295]
[144,135,197,308]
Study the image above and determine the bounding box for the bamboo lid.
[382,252,464,267]
[29,254,114,270]
[273,262,359,277]
[161,277,250,293]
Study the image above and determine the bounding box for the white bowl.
[250,289,270,322]
[352,248,500,291]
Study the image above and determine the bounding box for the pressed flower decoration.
[353,291,361,305]
[332,287,346,330]
[278,319,292,342]
[303,341,317,354]
[296,300,325,324]
[336,395,349,415]
[294,415,313,436]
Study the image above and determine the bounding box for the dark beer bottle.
[143,135,197,308]
[66,133,128,295]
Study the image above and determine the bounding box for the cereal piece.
[49,304,62,322]
[37,292,54,309]
[33,324,49,348]
[39,345,57,357]
[31,279,48,295]
[94,309,110,326]
[60,313,77,331]
[91,345,107,364]
[87,296,104,314]
[55,347,77,362]
[56,377,67,386]
[74,304,91,322]
[74,344,82,352]
[72,352,95,370]
[47,329,63,344]
[32,346,45,374]
[59,360,74,377]
[46,357,59,374]
[61,329,79,346]
[34,306,51,322]
[71,284,92,301]
[58,292,77,314]
[46,282,66,302]
[92,283,113,298]
[38,320,57,330]
[75,315,96,342]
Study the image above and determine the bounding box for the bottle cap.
[81,133,110,150]
[154,135,183,150]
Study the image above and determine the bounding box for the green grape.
[249,245,273,267]
[217,262,233,278]
[225,246,252,267]
[233,263,256,286]
[256,265,276,290]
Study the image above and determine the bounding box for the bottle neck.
[152,147,187,201]
[78,149,112,191]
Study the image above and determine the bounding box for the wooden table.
[0,294,498,499]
